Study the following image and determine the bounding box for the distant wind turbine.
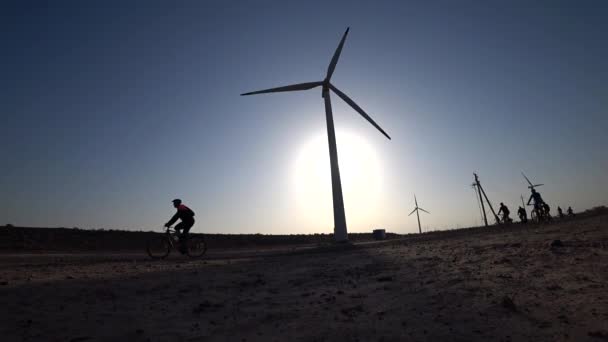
[241,28,391,242]
[522,172,544,190]
[408,194,430,234]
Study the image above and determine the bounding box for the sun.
[292,130,383,232]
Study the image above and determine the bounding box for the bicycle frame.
[163,228,182,250]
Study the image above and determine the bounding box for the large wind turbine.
[408,195,430,234]
[521,172,544,190]
[241,28,391,242]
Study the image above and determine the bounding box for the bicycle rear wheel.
[186,236,207,258]
[147,235,171,259]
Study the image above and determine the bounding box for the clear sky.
[1,0,607,234]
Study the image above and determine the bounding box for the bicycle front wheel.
[531,210,539,223]
[147,235,171,259]
[186,236,207,258]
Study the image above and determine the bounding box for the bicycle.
[518,212,528,224]
[497,215,513,225]
[529,203,549,223]
[146,227,207,259]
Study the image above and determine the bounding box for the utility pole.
[473,173,500,226]
[473,173,488,227]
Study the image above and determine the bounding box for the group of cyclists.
[496,188,575,224]
[165,188,576,253]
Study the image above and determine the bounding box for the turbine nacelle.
[321,82,330,98]
[408,206,430,216]
[528,184,544,189]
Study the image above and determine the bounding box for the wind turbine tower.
[241,28,391,242]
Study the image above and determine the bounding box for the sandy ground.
[1,215,608,341]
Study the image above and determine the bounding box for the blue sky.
[1,0,607,234]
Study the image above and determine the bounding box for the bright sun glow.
[292,130,383,232]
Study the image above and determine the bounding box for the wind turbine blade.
[326,28,349,81]
[408,208,417,216]
[329,84,391,140]
[241,81,323,96]
[414,194,418,207]
[521,172,533,186]
[419,208,430,214]
[534,184,544,187]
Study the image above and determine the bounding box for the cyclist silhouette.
[165,199,195,254]
[517,206,528,223]
[567,206,575,217]
[527,188,545,211]
[497,202,512,223]
[543,202,552,220]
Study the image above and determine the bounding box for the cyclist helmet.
[172,199,182,205]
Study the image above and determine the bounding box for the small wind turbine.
[408,195,430,234]
[522,172,544,190]
[241,28,391,242]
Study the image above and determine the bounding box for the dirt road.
[2,215,607,341]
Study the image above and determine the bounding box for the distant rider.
[497,202,511,223]
[517,206,528,223]
[567,206,575,217]
[527,188,545,213]
[165,199,195,254]
[557,206,564,218]
[543,202,552,220]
